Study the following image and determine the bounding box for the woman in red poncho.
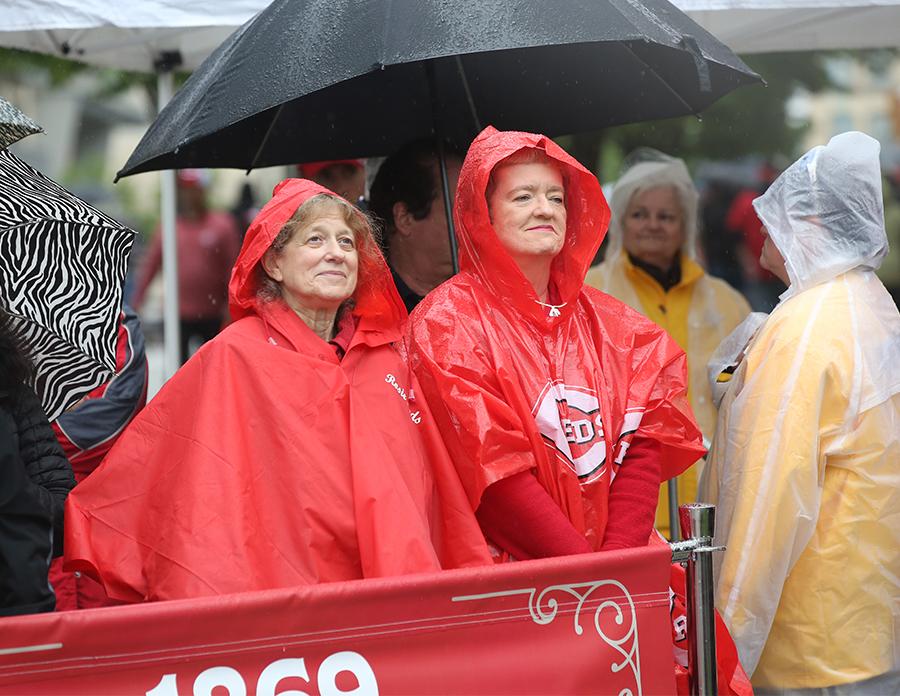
[405,128,706,560]
[64,179,491,602]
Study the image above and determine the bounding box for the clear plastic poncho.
[753,130,888,298]
[701,132,900,690]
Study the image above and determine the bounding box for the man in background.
[298,159,366,206]
[132,170,241,362]
[369,139,462,312]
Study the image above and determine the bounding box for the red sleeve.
[601,436,662,551]
[476,470,592,560]
[131,231,163,310]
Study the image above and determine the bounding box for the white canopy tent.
[0,1,267,380]
[0,0,896,381]
[0,2,264,71]
[4,0,891,65]
[676,0,900,54]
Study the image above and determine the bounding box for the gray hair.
[606,151,699,262]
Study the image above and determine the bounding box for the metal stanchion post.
[668,478,681,541]
[679,503,718,696]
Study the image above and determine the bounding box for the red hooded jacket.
[64,179,490,602]
[405,128,705,555]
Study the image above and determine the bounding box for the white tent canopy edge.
[675,0,900,54]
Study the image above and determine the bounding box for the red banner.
[0,544,676,695]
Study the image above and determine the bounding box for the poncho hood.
[229,178,406,330]
[753,131,888,296]
[454,126,610,321]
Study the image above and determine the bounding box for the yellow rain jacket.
[586,253,750,438]
[586,153,750,535]
[701,132,900,691]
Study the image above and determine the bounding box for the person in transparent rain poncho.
[700,132,900,694]
[585,151,751,537]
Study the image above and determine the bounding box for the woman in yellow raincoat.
[585,152,750,535]
[701,131,900,693]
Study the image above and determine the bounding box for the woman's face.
[759,225,789,285]
[487,161,567,263]
[264,210,359,312]
[621,185,685,270]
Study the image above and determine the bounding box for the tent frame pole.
[156,62,181,379]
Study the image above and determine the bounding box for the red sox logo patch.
[532,381,607,483]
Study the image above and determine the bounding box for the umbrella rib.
[454,56,482,133]
[619,42,701,118]
[246,104,285,174]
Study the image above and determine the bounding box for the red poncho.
[64,179,490,602]
[405,128,705,553]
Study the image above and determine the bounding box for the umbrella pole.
[425,61,460,275]
[436,141,459,275]
[157,69,181,378]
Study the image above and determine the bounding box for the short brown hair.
[369,138,464,241]
[257,194,382,304]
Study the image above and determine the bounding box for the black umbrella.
[119,0,760,178]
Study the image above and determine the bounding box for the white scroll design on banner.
[453,579,642,696]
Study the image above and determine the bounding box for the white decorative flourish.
[453,579,641,696]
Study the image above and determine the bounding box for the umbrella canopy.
[0,148,136,420]
[118,0,761,178]
[0,96,43,149]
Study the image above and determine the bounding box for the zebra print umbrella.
[0,96,43,149]
[0,148,136,420]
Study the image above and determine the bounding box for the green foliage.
[0,47,188,98]
[0,47,87,85]
[614,53,829,158]
[60,150,106,187]
[115,180,160,239]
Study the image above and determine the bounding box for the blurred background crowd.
[3,47,899,398]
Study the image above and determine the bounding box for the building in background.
[790,53,900,159]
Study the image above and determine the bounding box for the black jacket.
[0,404,56,616]
[7,385,75,556]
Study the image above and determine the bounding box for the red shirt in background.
[726,190,777,282]
[132,212,241,321]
